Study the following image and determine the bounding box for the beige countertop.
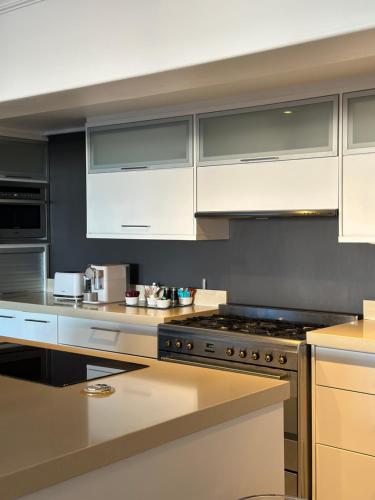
[306,319,375,354]
[0,348,289,499]
[0,292,217,326]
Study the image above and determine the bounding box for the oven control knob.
[265,353,273,363]
[251,352,259,361]
[186,342,194,350]
[239,349,247,359]
[165,340,172,348]
[175,340,182,349]
[226,347,234,357]
[279,355,287,365]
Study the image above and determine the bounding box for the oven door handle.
[0,199,45,205]
[159,357,288,380]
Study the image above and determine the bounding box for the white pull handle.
[89,327,120,344]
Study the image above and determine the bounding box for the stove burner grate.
[169,314,322,340]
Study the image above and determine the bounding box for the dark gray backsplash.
[49,132,375,314]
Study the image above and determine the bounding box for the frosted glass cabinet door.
[88,116,193,173]
[344,90,375,153]
[0,136,48,180]
[197,96,338,165]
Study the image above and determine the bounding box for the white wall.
[1,0,375,103]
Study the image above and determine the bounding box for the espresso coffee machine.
[87,264,129,303]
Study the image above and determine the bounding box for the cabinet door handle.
[3,174,33,179]
[121,166,148,171]
[24,319,50,324]
[240,156,279,162]
[121,225,151,228]
[0,315,15,319]
[90,327,121,334]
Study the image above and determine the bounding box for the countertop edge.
[0,382,289,499]
[306,318,375,354]
[0,298,217,326]
[307,331,375,354]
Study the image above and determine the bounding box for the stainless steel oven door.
[160,353,299,491]
[159,353,297,432]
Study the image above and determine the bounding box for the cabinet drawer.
[19,312,58,344]
[316,385,375,456]
[316,444,375,500]
[316,347,375,394]
[0,309,20,337]
[58,317,157,358]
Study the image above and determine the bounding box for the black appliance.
[158,303,359,499]
[0,344,148,387]
[0,180,48,241]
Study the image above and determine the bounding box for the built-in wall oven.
[0,181,48,242]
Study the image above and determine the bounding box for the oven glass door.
[0,201,46,240]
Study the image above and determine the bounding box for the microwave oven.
[0,181,48,241]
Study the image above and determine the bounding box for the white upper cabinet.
[341,89,375,243]
[344,90,375,154]
[87,168,195,239]
[87,116,193,173]
[197,96,338,166]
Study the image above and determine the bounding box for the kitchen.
[1,1,375,499]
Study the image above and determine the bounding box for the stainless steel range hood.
[195,209,338,219]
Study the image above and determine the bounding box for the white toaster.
[53,272,84,299]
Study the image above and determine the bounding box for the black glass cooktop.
[0,344,148,387]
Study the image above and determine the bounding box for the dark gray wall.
[49,132,375,314]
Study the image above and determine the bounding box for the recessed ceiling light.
[283,110,293,115]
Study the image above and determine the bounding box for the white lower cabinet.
[197,157,339,213]
[19,312,57,344]
[316,445,375,500]
[0,310,57,344]
[340,152,375,242]
[313,347,375,499]
[58,316,157,358]
[0,309,20,338]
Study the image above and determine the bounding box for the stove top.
[168,314,322,341]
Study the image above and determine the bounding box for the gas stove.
[167,314,321,341]
[158,303,359,498]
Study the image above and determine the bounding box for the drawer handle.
[121,225,151,228]
[0,315,15,319]
[90,327,121,334]
[24,319,50,324]
[240,156,279,162]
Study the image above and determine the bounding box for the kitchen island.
[0,345,289,500]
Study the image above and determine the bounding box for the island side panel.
[21,403,284,500]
